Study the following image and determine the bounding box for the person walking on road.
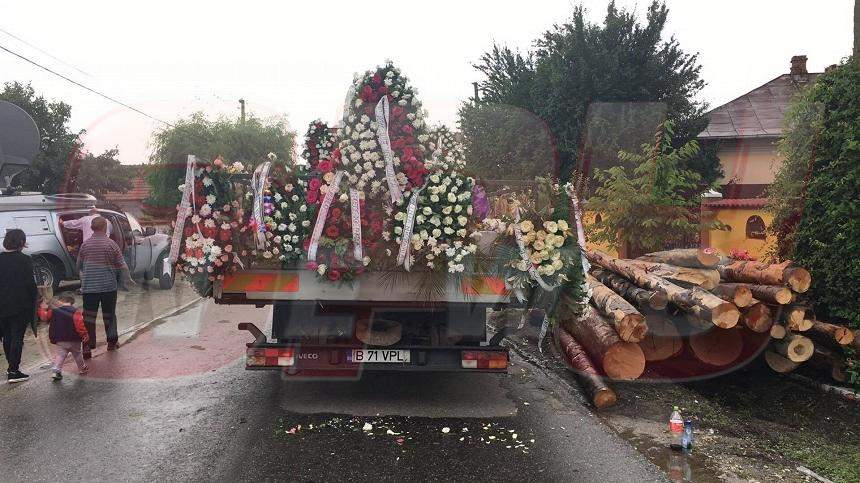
[0,229,38,383]
[59,207,112,241]
[76,216,133,358]
[48,295,90,380]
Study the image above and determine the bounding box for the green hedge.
[793,58,860,327]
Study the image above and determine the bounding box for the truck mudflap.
[239,323,509,376]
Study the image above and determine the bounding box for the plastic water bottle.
[668,406,684,449]
[682,419,694,450]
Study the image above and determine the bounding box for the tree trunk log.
[718,283,793,305]
[773,333,815,362]
[638,316,683,362]
[807,347,847,383]
[586,274,648,342]
[786,307,813,331]
[637,248,720,269]
[630,260,720,290]
[559,304,646,380]
[716,260,811,293]
[555,327,618,409]
[689,328,744,366]
[711,283,754,308]
[587,250,739,328]
[809,320,855,346]
[764,350,799,373]
[741,301,773,333]
[590,268,668,310]
[770,324,787,340]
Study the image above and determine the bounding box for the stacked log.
[555,327,618,409]
[547,248,852,399]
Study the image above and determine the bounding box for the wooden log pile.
[551,248,855,409]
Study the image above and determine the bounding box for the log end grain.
[603,342,646,380]
[784,267,812,293]
[593,388,618,409]
[770,324,787,340]
[711,303,741,329]
[689,328,744,366]
[765,350,799,373]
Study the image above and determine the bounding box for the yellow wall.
[707,208,775,260]
[717,138,783,185]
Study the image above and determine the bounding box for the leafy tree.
[587,121,721,256]
[765,84,823,261]
[73,148,133,198]
[460,1,718,184]
[792,58,860,326]
[0,82,82,193]
[146,112,295,207]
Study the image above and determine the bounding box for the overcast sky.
[1,0,854,164]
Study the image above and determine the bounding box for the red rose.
[372,74,382,85]
[402,125,413,135]
[361,85,373,100]
[318,159,333,173]
[392,106,404,118]
[327,269,341,281]
[378,86,389,96]
[305,261,318,271]
[364,106,374,116]
[218,229,231,242]
[370,220,383,233]
[330,207,343,220]
[307,190,319,204]
[184,226,194,237]
[331,148,341,162]
[392,138,406,150]
[325,225,340,238]
[303,238,312,251]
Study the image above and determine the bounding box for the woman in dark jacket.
[0,229,38,383]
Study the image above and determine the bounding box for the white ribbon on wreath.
[167,155,200,275]
[307,171,363,263]
[395,184,427,271]
[251,161,272,251]
[374,96,404,204]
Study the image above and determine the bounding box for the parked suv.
[0,193,174,290]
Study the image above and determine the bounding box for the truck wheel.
[157,252,174,290]
[33,256,61,292]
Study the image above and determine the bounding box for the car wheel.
[157,252,174,290]
[33,256,61,292]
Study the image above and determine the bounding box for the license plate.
[349,349,410,363]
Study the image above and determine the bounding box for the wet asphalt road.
[0,298,666,482]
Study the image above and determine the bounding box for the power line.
[0,42,173,127]
[0,26,92,77]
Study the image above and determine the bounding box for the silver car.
[0,193,174,290]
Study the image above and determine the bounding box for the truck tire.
[157,251,174,290]
[33,256,61,292]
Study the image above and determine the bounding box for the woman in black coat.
[0,229,38,383]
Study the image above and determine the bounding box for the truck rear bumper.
[240,324,509,375]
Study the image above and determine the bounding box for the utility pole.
[472,82,480,103]
[239,98,246,124]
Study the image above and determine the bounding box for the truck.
[215,268,514,377]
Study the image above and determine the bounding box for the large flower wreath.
[338,62,430,199]
[260,164,317,266]
[175,157,251,296]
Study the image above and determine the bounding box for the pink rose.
[306,261,318,271]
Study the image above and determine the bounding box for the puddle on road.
[617,428,723,482]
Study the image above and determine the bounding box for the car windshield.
[1,3,857,482]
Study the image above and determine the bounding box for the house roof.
[104,177,149,202]
[698,73,820,140]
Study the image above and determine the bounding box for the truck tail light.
[246,347,295,367]
[461,351,508,369]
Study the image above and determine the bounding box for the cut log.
[586,274,648,342]
[587,250,739,328]
[637,248,720,269]
[638,317,683,362]
[853,330,860,353]
[741,302,773,333]
[786,307,812,331]
[716,260,811,293]
[718,283,792,305]
[630,260,720,290]
[689,328,744,366]
[711,283,754,308]
[773,333,814,362]
[770,324,787,340]
[809,320,855,346]
[764,350,799,373]
[807,347,847,383]
[555,327,618,409]
[559,303,646,380]
[590,268,668,310]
